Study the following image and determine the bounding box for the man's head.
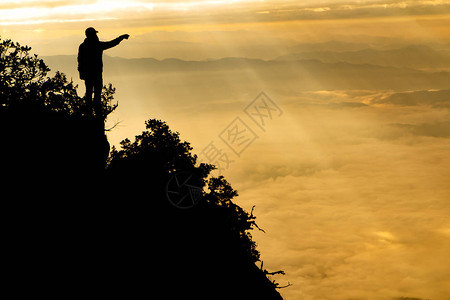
[85,27,98,40]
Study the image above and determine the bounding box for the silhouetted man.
[78,27,129,117]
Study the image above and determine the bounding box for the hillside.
[1,109,284,299]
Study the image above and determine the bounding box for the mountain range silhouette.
[43,46,450,92]
[1,37,284,299]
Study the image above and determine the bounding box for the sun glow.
[0,1,155,25]
[0,0,252,25]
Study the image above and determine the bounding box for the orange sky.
[2,0,450,58]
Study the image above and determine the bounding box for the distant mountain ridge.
[43,53,450,91]
[43,44,450,73]
[275,45,450,69]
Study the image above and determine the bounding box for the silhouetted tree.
[205,176,262,262]
[108,118,284,281]
[109,119,209,175]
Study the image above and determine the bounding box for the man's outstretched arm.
[100,34,129,50]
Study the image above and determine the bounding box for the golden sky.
[2,0,450,58]
[3,1,450,300]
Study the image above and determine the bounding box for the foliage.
[0,37,116,118]
[108,119,213,179]
[206,176,262,262]
[108,118,263,263]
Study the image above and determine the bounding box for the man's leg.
[85,79,94,100]
[93,77,103,118]
[84,79,94,116]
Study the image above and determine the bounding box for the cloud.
[327,102,369,109]
[391,121,450,138]
[2,0,450,26]
[210,87,450,299]
[373,90,450,108]
[0,0,157,26]
[236,135,450,299]
[0,0,96,10]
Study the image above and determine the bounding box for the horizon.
[40,40,450,60]
[3,0,450,60]
[2,1,450,299]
